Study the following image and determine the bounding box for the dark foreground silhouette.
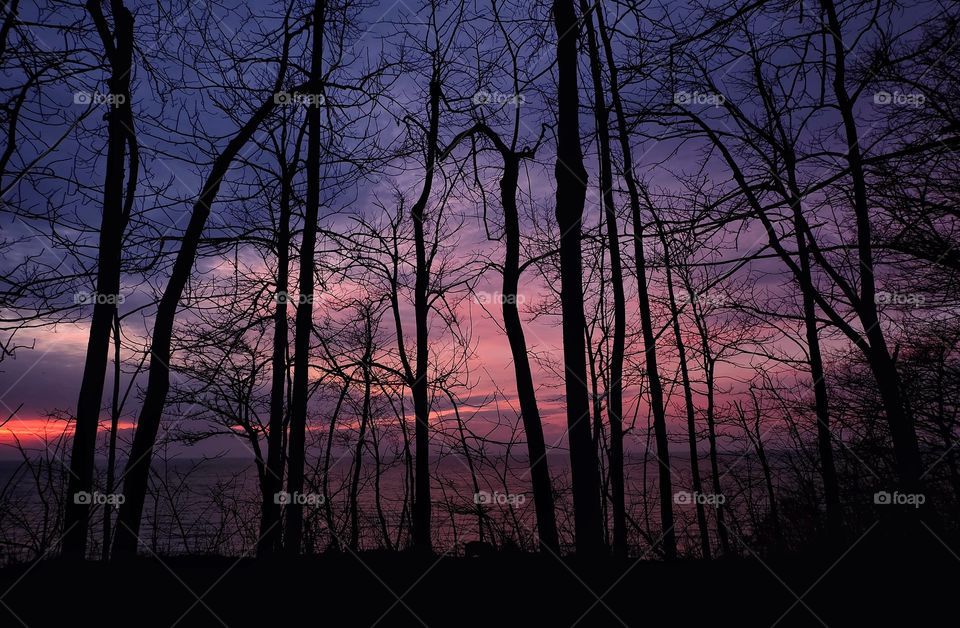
[2,536,957,628]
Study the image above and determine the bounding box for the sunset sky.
[0,0,923,462]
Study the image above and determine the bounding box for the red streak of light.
[0,417,136,445]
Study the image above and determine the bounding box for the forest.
[0,0,958,624]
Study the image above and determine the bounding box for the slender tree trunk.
[101,312,122,560]
[284,0,325,555]
[757,431,782,551]
[703,357,730,555]
[499,153,560,552]
[791,206,842,544]
[410,74,441,553]
[399,397,413,548]
[659,233,711,559]
[388,228,416,548]
[756,50,844,545]
[744,400,782,551]
[257,141,293,557]
[594,4,676,559]
[322,383,349,544]
[581,0,627,557]
[64,0,135,559]
[350,315,373,551]
[552,0,604,556]
[370,418,392,550]
[684,273,730,555]
[585,327,610,547]
[445,390,486,542]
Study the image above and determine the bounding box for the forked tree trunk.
[442,120,560,552]
[500,154,560,552]
[788,197,842,544]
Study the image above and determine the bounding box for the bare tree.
[283,0,325,556]
[63,0,137,558]
[441,117,559,551]
[595,3,677,559]
[551,0,603,556]
[580,0,627,557]
[112,7,299,558]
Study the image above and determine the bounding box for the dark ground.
[0,531,956,627]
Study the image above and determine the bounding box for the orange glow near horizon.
[0,416,136,447]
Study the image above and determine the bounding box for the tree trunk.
[584,325,609,547]
[747,399,782,551]
[659,232,711,559]
[552,0,604,556]
[581,0,627,557]
[410,74,441,553]
[350,313,373,551]
[703,357,730,555]
[685,272,730,555]
[388,225,416,548]
[257,136,293,557]
[499,153,560,552]
[819,0,923,501]
[284,0,325,555]
[322,383,350,544]
[594,3,676,559]
[101,312,122,560]
[791,208,842,544]
[441,120,561,552]
[63,0,134,559]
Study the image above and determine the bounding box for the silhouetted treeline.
[0,0,957,561]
